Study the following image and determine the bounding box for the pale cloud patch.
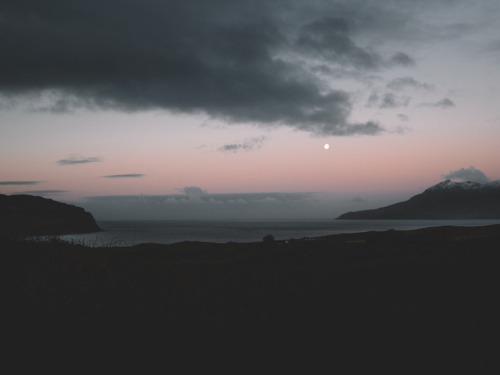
[387,77,434,92]
[380,93,410,109]
[420,98,455,108]
[218,136,267,153]
[397,114,409,121]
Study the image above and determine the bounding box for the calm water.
[55,219,500,247]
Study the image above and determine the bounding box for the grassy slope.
[2,225,500,372]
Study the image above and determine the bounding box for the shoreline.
[52,218,500,247]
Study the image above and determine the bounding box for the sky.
[1,0,500,220]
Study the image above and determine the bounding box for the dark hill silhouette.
[0,194,100,237]
[337,180,500,219]
[3,224,500,371]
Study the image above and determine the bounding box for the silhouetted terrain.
[0,194,100,237]
[337,180,500,219]
[2,224,500,372]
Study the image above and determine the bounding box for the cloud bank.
[80,189,343,220]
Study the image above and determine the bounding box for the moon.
[323,143,330,150]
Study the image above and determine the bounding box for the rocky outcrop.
[337,180,500,220]
[0,194,101,237]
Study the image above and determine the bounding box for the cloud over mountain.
[442,166,491,184]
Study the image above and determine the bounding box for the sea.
[53,219,500,247]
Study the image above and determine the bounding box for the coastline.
[56,218,500,247]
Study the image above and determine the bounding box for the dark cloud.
[218,137,266,153]
[58,155,101,165]
[102,174,144,178]
[0,0,403,136]
[387,77,434,92]
[442,166,490,184]
[420,98,455,108]
[296,17,382,69]
[0,181,41,185]
[334,121,382,135]
[389,52,415,67]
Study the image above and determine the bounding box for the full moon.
[323,143,330,150]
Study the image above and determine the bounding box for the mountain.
[337,180,500,220]
[0,194,101,237]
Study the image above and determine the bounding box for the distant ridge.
[337,180,500,220]
[0,194,101,237]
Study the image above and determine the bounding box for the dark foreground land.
[2,225,500,372]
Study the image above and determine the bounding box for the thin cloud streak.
[57,155,102,165]
[0,181,42,186]
[102,174,145,179]
[17,190,69,195]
